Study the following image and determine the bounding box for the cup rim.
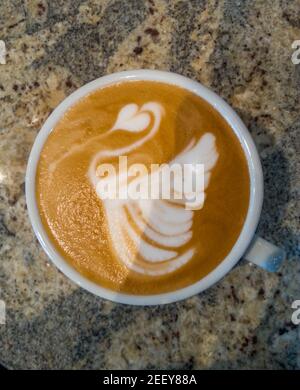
[25,69,263,305]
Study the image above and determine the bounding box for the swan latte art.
[36,81,250,295]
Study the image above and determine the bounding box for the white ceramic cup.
[25,70,285,305]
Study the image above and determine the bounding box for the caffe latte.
[36,81,250,294]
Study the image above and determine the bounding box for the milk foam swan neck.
[88,102,164,187]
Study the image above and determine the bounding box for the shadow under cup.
[26,70,264,305]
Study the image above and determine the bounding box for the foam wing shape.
[99,133,219,276]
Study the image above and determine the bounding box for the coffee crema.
[36,81,250,295]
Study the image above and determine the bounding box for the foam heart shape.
[112,103,151,132]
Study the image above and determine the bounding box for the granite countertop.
[0,0,299,370]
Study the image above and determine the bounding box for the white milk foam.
[88,103,219,276]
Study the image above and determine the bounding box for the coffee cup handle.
[244,235,286,272]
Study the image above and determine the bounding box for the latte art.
[89,103,219,275]
[36,81,250,295]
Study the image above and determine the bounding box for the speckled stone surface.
[0,0,299,370]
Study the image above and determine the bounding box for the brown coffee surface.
[36,81,250,295]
